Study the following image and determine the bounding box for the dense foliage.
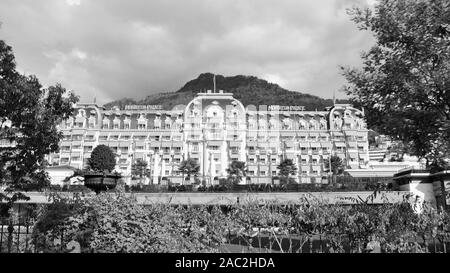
[226,160,247,185]
[178,158,200,181]
[277,159,298,180]
[325,155,346,175]
[104,73,348,110]
[87,145,117,172]
[28,188,450,253]
[131,159,150,183]
[0,40,78,191]
[342,0,450,171]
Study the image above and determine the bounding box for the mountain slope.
[103,73,347,110]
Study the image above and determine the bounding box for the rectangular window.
[61,146,71,151]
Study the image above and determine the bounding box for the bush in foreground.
[29,188,450,253]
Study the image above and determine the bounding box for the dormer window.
[123,118,131,129]
[102,119,110,129]
[165,117,172,129]
[137,114,147,130]
[154,116,161,129]
[113,118,121,129]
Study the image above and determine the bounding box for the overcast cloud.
[0,0,376,105]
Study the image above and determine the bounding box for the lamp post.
[148,150,154,185]
[159,150,164,185]
[209,151,213,186]
[267,150,272,184]
[170,149,175,184]
[255,149,260,185]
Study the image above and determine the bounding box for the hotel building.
[47,90,370,184]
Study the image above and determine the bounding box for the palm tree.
[131,158,150,185]
[226,160,247,185]
[277,159,298,184]
[178,158,200,183]
[325,155,346,175]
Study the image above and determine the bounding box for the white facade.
[48,91,370,184]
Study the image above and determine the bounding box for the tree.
[226,160,247,185]
[87,145,116,172]
[276,159,297,183]
[341,0,450,171]
[178,158,200,182]
[325,155,346,175]
[0,39,78,191]
[131,158,150,184]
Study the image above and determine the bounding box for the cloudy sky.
[0,0,376,105]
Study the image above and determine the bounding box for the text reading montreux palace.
[49,90,368,184]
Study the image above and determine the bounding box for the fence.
[0,203,67,253]
[221,229,450,253]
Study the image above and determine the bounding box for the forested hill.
[103,73,348,110]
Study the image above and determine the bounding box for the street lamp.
[148,150,154,185]
[255,150,260,185]
[170,149,175,184]
[159,150,164,185]
[267,150,272,184]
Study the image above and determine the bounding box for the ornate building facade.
[48,90,369,184]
